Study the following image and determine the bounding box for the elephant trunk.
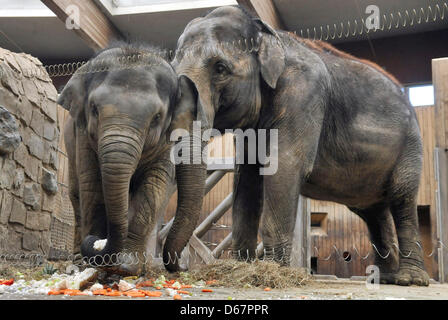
[163,134,207,272]
[81,128,142,262]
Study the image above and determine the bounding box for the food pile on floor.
[0,259,310,299]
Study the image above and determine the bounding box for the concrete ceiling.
[0,0,446,64]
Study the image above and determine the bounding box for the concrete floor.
[1,279,448,300]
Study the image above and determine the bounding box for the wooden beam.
[433,57,448,282]
[237,0,284,30]
[41,0,123,50]
[189,234,216,265]
[290,196,311,269]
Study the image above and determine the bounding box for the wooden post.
[290,195,311,269]
[237,0,285,30]
[433,57,448,282]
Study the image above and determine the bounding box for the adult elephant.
[58,42,205,275]
[163,6,429,286]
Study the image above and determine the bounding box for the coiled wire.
[295,1,448,41]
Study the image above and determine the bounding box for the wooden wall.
[164,106,439,279]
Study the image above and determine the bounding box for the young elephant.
[164,6,430,286]
[58,43,199,275]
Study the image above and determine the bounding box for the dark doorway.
[417,206,432,277]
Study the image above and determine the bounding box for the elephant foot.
[100,251,145,276]
[380,266,429,286]
[103,261,143,276]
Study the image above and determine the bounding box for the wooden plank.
[189,234,216,265]
[290,196,310,269]
[237,0,284,30]
[433,58,448,149]
[435,148,448,282]
[41,0,123,50]
[433,57,448,282]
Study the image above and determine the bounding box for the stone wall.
[0,47,61,255]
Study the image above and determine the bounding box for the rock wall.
[0,47,61,255]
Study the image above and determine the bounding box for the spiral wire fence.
[294,1,447,41]
[0,239,444,270]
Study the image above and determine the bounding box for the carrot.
[92,289,108,295]
[177,290,190,295]
[181,285,192,289]
[0,279,14,286]
[61,289,86,296]
[173,294,182,300]
[104,290,122,297]
[47,290,63,295]
[206,280,217,285]
[68,291,89,296]
[136,281,153,288]
[202,289,213,293]
[264,287,271,292]
[124,290,146,298]
[155,286,162,290]
[141,290,163,297]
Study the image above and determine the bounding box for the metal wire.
[0,240,443,269]
[294,1,448,41]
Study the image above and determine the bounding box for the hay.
[143,260,310,289]
[186,259,311,289]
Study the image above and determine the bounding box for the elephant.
[57,42,204,275]
[164,6,430,286]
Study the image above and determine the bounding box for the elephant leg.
[259,96,322,265]
[349,204,399,283]
[231,163,264,262]
[118,159,175,276]
[389,197,429,286]
[260,164,301,265]
[387,135,429,286]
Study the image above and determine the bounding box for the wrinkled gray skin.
[167,6,430,286]
[58,43,202,275]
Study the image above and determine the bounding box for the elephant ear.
[57,64,88,119]
[253,18,286,89]
[169,75,211,135]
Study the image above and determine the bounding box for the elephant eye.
[214,62,230,76]
[151,113,162,127]
[91,103,98,116]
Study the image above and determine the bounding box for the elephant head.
[162,6,285,270]
[58,43,185,263]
